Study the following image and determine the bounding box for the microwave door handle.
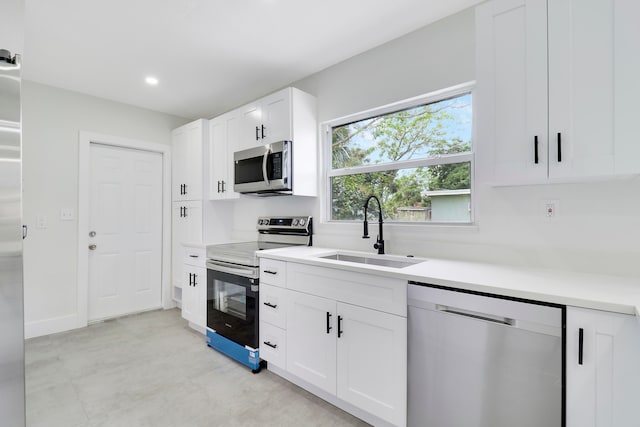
[262,146,270,186]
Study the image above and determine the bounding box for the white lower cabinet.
[286,291,337,394]
[336,302,406,426]
[566,306,640,427]
[284,289,407,426]
[258,259,407,427]
[181,245,206,330]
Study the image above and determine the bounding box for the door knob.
[89,244,97,250]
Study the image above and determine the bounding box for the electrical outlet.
[543,200,559,218]
[60,209,75,221]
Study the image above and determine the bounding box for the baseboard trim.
[25,313,79,339]
[266,365,396,427]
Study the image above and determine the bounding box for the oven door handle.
[207,260,258,278]
[262,145,270,186]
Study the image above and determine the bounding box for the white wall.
[22,81,189,337]
[229,7,640,279]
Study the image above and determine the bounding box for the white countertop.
[257,246,640,316]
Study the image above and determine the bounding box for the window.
[326,84,474,224]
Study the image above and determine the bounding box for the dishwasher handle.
[436,304,515,326]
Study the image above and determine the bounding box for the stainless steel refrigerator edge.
[0,49,25,426]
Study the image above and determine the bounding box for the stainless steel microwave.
[233,141,292,195]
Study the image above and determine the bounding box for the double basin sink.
[316,251,424,269]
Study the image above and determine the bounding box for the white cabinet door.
[261,89,292,145]
[172,119,204,201]
[548,0,614,179]
[209,116,227,200]
[171,201,202,291]
[548,0,640,178]
[209,114,239,201]
[566,306,640,427]
[336,302,407,427]
[182,265,206,327]
[239,102,262,150]
[286,290,337,394]
[475,0,548,185]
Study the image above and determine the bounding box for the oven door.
[207,268,259,349]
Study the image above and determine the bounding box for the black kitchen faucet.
[362,195,385,255]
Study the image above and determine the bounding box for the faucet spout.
[363,195,385,255]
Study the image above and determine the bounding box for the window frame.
[321,81,476,225]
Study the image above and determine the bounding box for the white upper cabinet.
[172,119,206,200]
[212,87,318,197]
[239,88,293,147]
[476,0,640,185]
[239,102,262,151]
[260,89,292,145]
[209,113,240,200]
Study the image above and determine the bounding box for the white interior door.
[88,143,163,321]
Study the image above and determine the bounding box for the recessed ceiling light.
[145,76,159,86]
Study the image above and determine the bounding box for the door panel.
[89,144,163,321]
[337,302,407,426]
[286,291,337,394]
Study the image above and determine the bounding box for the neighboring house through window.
[324,82,474,224]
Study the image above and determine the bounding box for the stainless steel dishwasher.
[408,282,564,427]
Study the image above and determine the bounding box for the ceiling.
[23,0,482,120]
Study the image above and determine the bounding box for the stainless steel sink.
[318,252,423,268]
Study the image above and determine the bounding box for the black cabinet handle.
[179,207,183,217]
[326,312,332,334]
[261,124,266,139]
[337,315,343,338]
[255,126,260,141]
[534,135,539,164]
[263,302,277,309]
[263,341,277,349]
[557,133,562,162]
[221,180,226,193]
[263,270,277,275]
[217,180,221,193]
[578,328,584,365]
[192,274,197,286]
[183,207,187,217]
[188,273,193,286]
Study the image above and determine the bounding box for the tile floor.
[25,308,369,427]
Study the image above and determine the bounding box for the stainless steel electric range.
[205,216,312,372]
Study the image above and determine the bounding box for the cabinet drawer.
[260,259,286,287]
[184,246,206,267]
[260,322,286,370]
[260,284,287,329]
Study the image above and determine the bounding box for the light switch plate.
[60,209,75,221]
[36,215,47,229]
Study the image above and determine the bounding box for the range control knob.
[299,218,306,226]
[293,219,299,226]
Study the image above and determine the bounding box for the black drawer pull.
[263,302,277,309]
[337,315,343,338]
[255,126,260,141]
[189,254,198,258]
[326,312,332,334]
[263,341,277,349]
[263,270,277,275]
[534,135,539,164]
[578,328,584,365]
[261,124,266,139]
